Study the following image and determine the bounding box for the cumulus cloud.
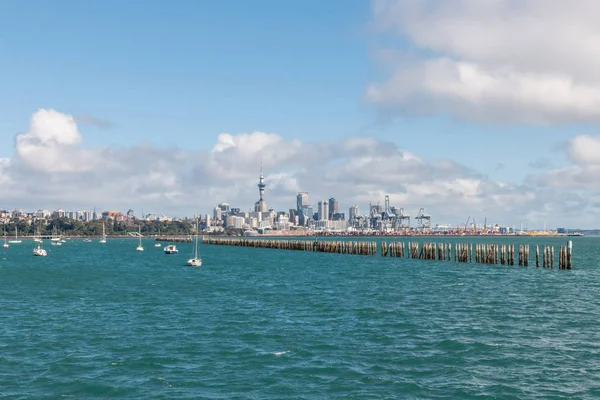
[15,109,99,173]
[3,108,598,226]
[567,135,600,164]
[532,134,600,196]
[367,0,600,124]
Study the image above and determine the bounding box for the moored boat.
[187,218,202,266]
[164,244,178,254]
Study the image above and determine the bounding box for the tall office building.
[213,206,222,221]
[318,200,329,221]
[297,192,309,211]
[349,205,359,219]
[328,198,338,219]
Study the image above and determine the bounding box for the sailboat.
[51,227,61,242]
[8,226,21,244]
[154,228,161,247]
[33,242,47,256]
[33,226,47,256]
[187,218,202,266]
[136,225,144,251]
[3,224,8,248]
[99,222,107,243]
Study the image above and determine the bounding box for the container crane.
[415,208,431,230]
[397,208,410,228]
[383,195,395,219]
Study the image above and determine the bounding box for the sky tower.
[254,161,267,212]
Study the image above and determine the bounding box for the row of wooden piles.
[202,237,377,255]
[155,236,192,243]
[201,237,573,269]
[381,241,572,269]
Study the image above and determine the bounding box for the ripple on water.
[1,237,600,398]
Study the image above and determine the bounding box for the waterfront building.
[297,192,309,210]
[274,214,290,230]
[298,205,313,226]
[317,200,329,221]
[35,209,51,219]
[145,213,157,221]
[249,217,258,228]
[332,212,345,221]
[53,209,66,218]
[85,210,94,221]
[213,206,222,221]
[349,205,359,220]
[328,198,338,220]
[225,215,245,229]
[218,202,230,214]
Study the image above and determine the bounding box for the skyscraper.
[318,200,329,221]
[349,205,359,219]
[328,198,338,219]
[297,192,309,211]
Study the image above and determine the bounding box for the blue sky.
[1,1,599,227]
[0,0,372,146]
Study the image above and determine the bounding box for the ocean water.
[1,236,599,399]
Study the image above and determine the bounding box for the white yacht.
[187,219,202,266]
[155,228,162,247]
[3,224,8,248]
[99,222,107,244]
[136,225,144,251]
[8,227,21,244]
[51,227,61,242]
[33,240,47,256]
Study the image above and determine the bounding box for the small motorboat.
[163,244,178,254]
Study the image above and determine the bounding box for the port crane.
[397,208,410,228]
[415,208,431,230]
[459,216,470,234]
[383,195,394,219]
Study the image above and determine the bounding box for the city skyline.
[1,1,600,227]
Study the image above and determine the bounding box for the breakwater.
[202,237,573,269]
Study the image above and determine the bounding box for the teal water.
[1,236,599,399]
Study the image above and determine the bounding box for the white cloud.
[530,134,600,193]
[15,108,99,173]
[367,0,600,123]
[3,108,600,227]
[568,135,600,164]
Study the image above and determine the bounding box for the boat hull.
[187,258,202,267]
